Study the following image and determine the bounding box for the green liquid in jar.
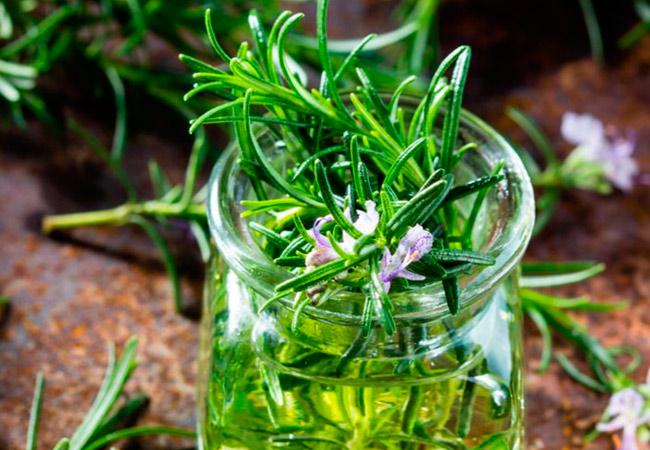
[198,257,524,450]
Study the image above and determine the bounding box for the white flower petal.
[597,415,628,433]
[561,113,639,191]
[354,200,380,235]
[604,137,639,191]
[561,112,605,148]
[609,389,645,417]
[620,425,640,450]
[340,232,356,254]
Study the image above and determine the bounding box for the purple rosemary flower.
[561,112,639,191]
[305,201,379,268]
[597,388,650,450]
[305,216,337,267]
[379,225,433,292]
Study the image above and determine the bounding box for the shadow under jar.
[198,110,535,450]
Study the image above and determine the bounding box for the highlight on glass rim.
[1,1,648,449]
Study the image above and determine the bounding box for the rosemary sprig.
[619,0,650,49]
[521,261,634,392]
[23,337,195,450]
[577,0,650,58]
[504,106,643,401]
[578,0,605,65]
[186,1,499,332]
[42,184,207,314]
[506,107,613,235]
[36,0,444,317]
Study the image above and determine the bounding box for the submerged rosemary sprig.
[186,0,502,332]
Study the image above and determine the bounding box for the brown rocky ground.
[1,2,649,449]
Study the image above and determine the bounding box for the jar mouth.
[207,109,535,323]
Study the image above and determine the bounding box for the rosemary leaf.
[316,0,345,111]
[358,162,374,202]
[462,161,504,246]
[204,9,231,63]
[243,90,322,207]
[506,107,558,166]
[250,222,291,248]
[443,277,460,315]
[90,394,149,441]
[444,174,505,204]
[314,159,361,238]
[382,137,427,189]
[386,175,451,239]
[68,338,138,450]
[521,262,605,288]
[274,256,305,267]
[84,426,195,450]
[130,216,183,313]
[247,10,268,69]
[25,372,45,450]
[349,136,364,203]
[524,304,553,373]
[276,249,377,294]
[428,249,495,266]
[556,354,609,393]
[334,33,377,82]
[52,439,70,450]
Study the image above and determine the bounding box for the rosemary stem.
[531,168,562,188]
[401,385,423,450]
[42,201,207,234]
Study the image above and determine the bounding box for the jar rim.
[207,109,535,322]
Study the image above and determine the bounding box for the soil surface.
[1,1,649,449]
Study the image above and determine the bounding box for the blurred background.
[0,1,648,449]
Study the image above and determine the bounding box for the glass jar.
[198,111,535,450]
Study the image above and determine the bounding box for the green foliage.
[6,1,276,313]
[24,337,195,450]
[620,0,650,48]
[186,1,501,330]
[578,0,604,64]
[521,261,635,393]
[37,0,443,316]
[578,0,650,60]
